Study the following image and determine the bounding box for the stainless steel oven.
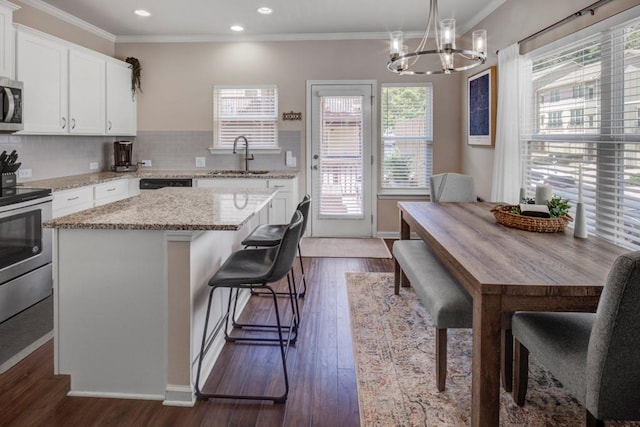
[0,191,52,323]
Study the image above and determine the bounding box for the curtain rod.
[495,0,615,55]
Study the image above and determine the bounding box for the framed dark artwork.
[467,66,496,146]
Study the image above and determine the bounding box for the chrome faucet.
[232,135,254,174]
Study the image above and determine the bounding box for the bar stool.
[242,194,311,297]
[195,210,304,403]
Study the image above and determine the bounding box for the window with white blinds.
[522,14,640,249]
[213,85,278,148]
[380,83,433,194]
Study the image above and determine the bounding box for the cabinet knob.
[108,121,112,131]
[61,117,67,129]
[71,118,76,129]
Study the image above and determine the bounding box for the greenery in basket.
[510,195,570,218]
[547,195,571,218]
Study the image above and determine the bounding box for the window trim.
[378,82,433,197]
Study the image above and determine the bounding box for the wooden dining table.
[398,201,628,427]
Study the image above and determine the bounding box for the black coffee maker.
[112,141,138,172]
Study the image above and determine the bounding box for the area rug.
[300,237,392,258]
[346,272,639,427]
[0,296,53,374]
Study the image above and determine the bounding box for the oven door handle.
[3,87,15,122]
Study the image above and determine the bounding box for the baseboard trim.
[67,390,164,401]
[163,385,196,407]
[376,231,421,240]
[0,331,52,374]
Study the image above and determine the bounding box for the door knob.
[313,154,319,160]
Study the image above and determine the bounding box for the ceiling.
[32,0,506,41]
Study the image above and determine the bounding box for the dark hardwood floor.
[0,255,394,427]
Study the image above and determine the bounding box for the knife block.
[1,172,16,189]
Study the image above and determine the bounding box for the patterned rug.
[346,272,640,427]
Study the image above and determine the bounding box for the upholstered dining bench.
[393,239,473,391]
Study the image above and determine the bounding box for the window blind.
[380,84,433,193]
[522,15,640,249]
[213,85,278,148]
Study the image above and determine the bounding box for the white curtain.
[490,43,531,203]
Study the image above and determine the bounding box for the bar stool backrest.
[265,210,304,283]
[297,195,311,236]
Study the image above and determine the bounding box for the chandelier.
[387,0,487,75]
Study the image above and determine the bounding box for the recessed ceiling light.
[133,9,151,17]
[230,25,244,32]
[257,7,273,15]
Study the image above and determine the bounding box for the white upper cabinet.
[15,25,136,136]
[0,1,18,79]
[68,49,105,134]
[106,60,136,136]
[16,27,68,133]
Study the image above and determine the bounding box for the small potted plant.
[125,57,142,98]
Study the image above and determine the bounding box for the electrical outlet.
[18,168,32,179]
[141,160,152,167]
[195,157,206,167]
[89,162,99,170]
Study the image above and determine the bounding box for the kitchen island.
[44,187,277,406]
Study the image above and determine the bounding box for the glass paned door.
[309,84,373,237]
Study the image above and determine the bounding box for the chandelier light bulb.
[440,19,456,49]
[472,30,487,55]
[390,31,404,56]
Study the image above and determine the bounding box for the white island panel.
[56,229,168,400]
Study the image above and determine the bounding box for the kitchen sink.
[207,170,270,176]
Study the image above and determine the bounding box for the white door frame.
[305,80,378,237]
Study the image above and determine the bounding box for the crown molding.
[115,31,426,44]
[19,0,116,42]
[459,0,506,35]
[0,0,20,11]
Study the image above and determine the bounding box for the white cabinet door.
[106,60,136,136]
[268,178,299,224]
[16,28,69,133]
[0,3,18,79]
[69,50,105,134]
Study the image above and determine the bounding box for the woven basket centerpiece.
[491,205,573,233]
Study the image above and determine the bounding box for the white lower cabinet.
[52,178,131,218]
[52,186,93,218]
[94,179,129,206]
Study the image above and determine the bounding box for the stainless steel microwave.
[0,77,23,133]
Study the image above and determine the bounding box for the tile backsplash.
[134,130,301,171]
[0,134,114,182]
[3,130,301,183]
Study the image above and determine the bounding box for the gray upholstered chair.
[429,172,476,202]
[512,251,640,426]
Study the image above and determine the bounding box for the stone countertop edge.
[43,187,277,231]
[23,169,301,192]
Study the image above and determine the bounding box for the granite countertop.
[24,169,300,192]
[44,187,277,231]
